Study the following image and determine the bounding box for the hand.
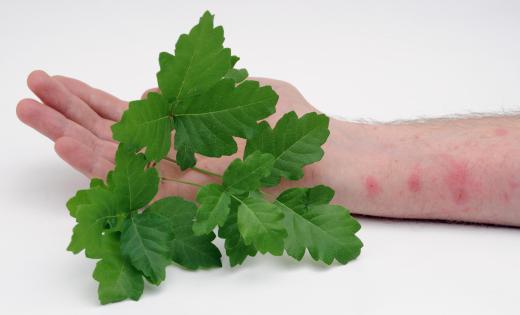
[17,70,317,199]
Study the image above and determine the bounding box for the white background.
[1,0,520,314]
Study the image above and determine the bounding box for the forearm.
[313,115,520,226]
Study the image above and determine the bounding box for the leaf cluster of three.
[66,11,363,305]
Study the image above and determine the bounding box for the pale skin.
[17,70,520,226]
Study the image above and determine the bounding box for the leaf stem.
[163,157,223,178]
[161,177,203,188]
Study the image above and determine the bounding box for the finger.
[53,75,128,121]
[17,98,117,162]
[55,137,114,179]
[27,70,114,141]
[141,87,160,100]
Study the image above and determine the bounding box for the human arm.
[17,70,520,226]
[310,115,520,226]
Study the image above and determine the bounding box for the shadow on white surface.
[11,160,87,210]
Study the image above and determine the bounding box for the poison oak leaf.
[245,112,330,186]
[276,185,363,264]
[112,93,173,162]
[222,152,275,195]
[120,212,173,285]
[193,152,275,234]
[157,11,232,102]
[224,68,248,83]
[145,197,222,270]
[237,196,287,255]
[230,55,240,67]
[67,187,123,259]
[110,145,159,211]
[66,178,106,218]
[94,255,144,304]
[225,55,248,83]
[93,233,144,304]
[192,184,231,235]
[218,198,257,266]
[64,10,363,304]
[68,146,161,259]
[173,79,277,169]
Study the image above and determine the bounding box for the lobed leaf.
[64,10,364,305]
[112,92,173,161]
[68,147,161,258]
[66,178,106,218]
[222,151,275,195]
[224,68,248,83]
[93,233,144,304]
[67,187,122,259]
[245,111,330,186]
[237,196,287,255]
[192,184,231,236]
[157,11,232,102]
[110,145,159,211]
[173,79,277,168]
[120,212,173,285]
[146,197,222,270]
[218,197,257,266]
[276,185,363,264]
[193,152,275,234]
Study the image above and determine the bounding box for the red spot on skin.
[443,158,470,205]
[364,176,381,198]
[502,192,511,204]
[510,178,520,190]
[407,166,421,193]
[494,128,508,137]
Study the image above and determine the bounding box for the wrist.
[320,118,411,209]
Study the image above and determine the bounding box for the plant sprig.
[66,11,363,304]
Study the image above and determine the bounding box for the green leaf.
[245,111,330,186]
[230,55,240,67]
[66,178,106,218]
[145,197,222,270]
[120,213,173,285]
[192,184,231,235]
[276,185,363,265]
[173,79,277,169]
[218,197,257,266]
[224,68,248,83]
[64,10,365,305]
[93,233,144,304]
[67,187,122,258]
[112,92,173,161]
[192,152,274,234]
[68,147,160,257]
[237,196,287,255]
[175,144,197,169]
[110,145,159,211]
[222,152,275,195]
[157,11,232,102]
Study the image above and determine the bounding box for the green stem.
[163,157,223,178]
[161,165,277,203]
[229,193,244,203]
[161,177,203,188]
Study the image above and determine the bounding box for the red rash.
[502,192,511,204]
[364,176,381,197]
[443,158,471,205]
[494,128,508,137]
[407,167,421,193]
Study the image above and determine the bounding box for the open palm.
[17,70,316,199]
